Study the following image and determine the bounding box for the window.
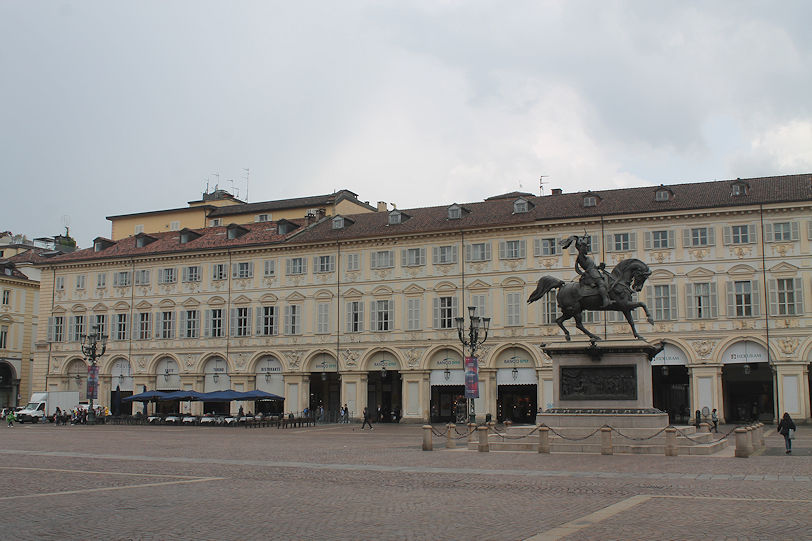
[470,294,487,318]
[535,238,559,256]
[283,305,301,335]
[541,292,559,324]
[96,273,106,289]
[170,221,180,231]
[181,310,199,338]
[69,315,85,342]
[583,196,597,207]
[684,227,715,247]
[466,242,491,262]
[55,276,65,291]
[317,303,330,334]
[115,313,128,341]
[210,218,222,227]
[727,280,758,317]
[263,260,276,277]
[403,248,426,267]
[448,205,462,220]
[48,316,65,342]
[332,216,344,229]
[255,213,271,222]
[346,301,364,332]
[182,266,201,283]
[286,258,306,276]
[232,262,254,279]
[581,310,601,324]
[93,314,106,337]
[769,278,803,316]
[159,311,175,339]
[432,246,457,265]
[505,292,522,326]
[655,189,670,202]
[230,307,251,337]
[371,300,393,331]
[2,290,9,306]
[766,222,799,242]
[513,199,529,213]
[158,268,177,284]
[137,312,151,340]
[498,240,526,260]
[686,282,717,319]
[314,255,335,273]
[610,233,636,252]
[113,271,131,287]
[433,296,457,329]
[75,275,86,290]
[645,230,674,250]
[370,250,394,269]
[406,298,421,330]
[212,264,227,281]
[0,325,8,349]
[258,306,277,336]
[647,284,677,321]
[346,253,361,272]
[724,225,755,245]
[205,309,224,338]
[134,270,150,286]
[388,211,402,225]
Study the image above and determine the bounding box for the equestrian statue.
[527,234,654,341]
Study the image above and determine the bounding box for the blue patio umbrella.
[158,390,206,401]
[123,390,168,402]
[200,390,246,401]
[240,390,284,401]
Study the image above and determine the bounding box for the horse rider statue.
[562,235,611,308]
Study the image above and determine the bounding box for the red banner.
[87,365,99,400]
[464,357,479,399]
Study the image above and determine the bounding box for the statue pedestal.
[538,340,668,435]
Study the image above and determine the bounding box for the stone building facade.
[32,174,812,423]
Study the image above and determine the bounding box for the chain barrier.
[609,426,669,441]
[545,425,604,441]
[488,424,542,440]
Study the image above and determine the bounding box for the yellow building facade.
[32,174,812,423]
[0,261,39,408]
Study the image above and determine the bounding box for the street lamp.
[455,306,490,424]
[80,324,107,424]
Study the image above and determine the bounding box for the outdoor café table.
[199,416,216,424]
[182,416,197,425]
[147,416,162,424]
[224,417,239,425]
[165,415,181,424]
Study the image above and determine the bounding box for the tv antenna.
[242,168,250,201]
[539,175,549,196]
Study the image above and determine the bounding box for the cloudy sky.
[2,1,810,247]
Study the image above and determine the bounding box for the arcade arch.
[721,340,773,423]
[427,347,465,423]
[493,346,538,423]
[651,342,690,423]
[365,350,402,422]
[307,352,339,416]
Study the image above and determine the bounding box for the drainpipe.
[759,204,777,422]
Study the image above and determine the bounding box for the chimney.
[551,188,563,195]
[377,201,387,212]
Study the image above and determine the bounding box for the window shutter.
[791,221,799,241]
[669,285,677,320]
[484,243,491,261]
[685,283,695,319]
[726,281,735,316]
[793,277,804,313]
[682,229,690,248]
[154,312,161,338]
[432,298,440,328]
[723,227,732,245]
[370,301,377,331]
[591,235,601,254]
[231,263,238,279]
[764,223,773,242]
[709,282,718,318]
[451,295,458,319]
[246,307,253,334]
[747,224,756,243]
[345,302,353,332]
[419,248,426,265]
[313,256,320,271]
[519,240,526,258]
[204,310,211,338]
[146,313,152,337]
[180,311,187,336]
[534,238,542,256]
[182,267,188,282]
[645,286,652,305]
[248,262,254,277]
[388,300,394,328]
[67,318,75,342]
[229,308,237,337]
[47,317,55,342]
[432,246,440,264]
[768,279,778,315]
[751,280,760,316]
[606,236,616,253]
[450,246,458,263]
[255,308,262,336]
[666,230,674,248]
[808,221,812,240]
[644,232,652,250]
[706,227,716,246]
[628,233,637,251]
[498,241,506,259]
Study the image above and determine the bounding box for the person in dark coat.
[695,410,702,428]
[777,412,796,454]
[361,406,373,430]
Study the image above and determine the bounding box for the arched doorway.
[721,341,773,423]
[366,352,401,423]
[203,357,230,415]
[110,358,133,415]
[308,353,339,420]
[65,359,88,402]
[651,343,690,424]
[495,347,537,424]
[155,357,181,415]
[0,362,17,408]
[255,355,284,416]
[428,348,465,423]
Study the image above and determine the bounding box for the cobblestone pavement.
[0,423,809,540]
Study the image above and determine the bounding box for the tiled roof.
[0,261,34,281]
[208,189,375,217]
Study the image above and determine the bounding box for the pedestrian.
[238,405,244,417]
[361,406,373,430]
[54,407,62,425]
[711,409,719,433]
[694,409,701,428]
[6,409,14,427]
[377,404,383,423]
[777,412,796,454]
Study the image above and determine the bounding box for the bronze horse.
[528,258,654,341]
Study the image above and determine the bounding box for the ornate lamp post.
[455,306,490,424]
[80,324,107,424]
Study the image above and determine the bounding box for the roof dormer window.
[93,238,115,252]
[448,204,464,220]
[226,224,248,240]
[513,198,531,214]
[179,229,201,244]
[277,220,300,235]
[255,213,271,223]
[730,179,749,196]
[388,210,408,225]
[135,234,157,248]
[583,196,597,207]
[332,216,344,229]
[654,185,673,202]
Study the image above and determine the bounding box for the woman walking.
[777,412,796,454]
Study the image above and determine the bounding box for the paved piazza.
[0,423,809,540]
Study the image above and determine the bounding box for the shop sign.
[86,365,99,400]
[432,356,462,370]
[497,355,531,368]
[464,357,479,398]
[651,343,688,366]
[722,341,767,364]
[372,358,397,369]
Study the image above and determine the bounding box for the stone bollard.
[746,426,755,454]
[600,427,613,455]
[699,422,711,433]
[467,423,477,444]
[538,426,550,454]
[665,427,678,456]
[422,425,433,451]
[734,428,750,458]
[477,426,490,452]
[446,423,456,449]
